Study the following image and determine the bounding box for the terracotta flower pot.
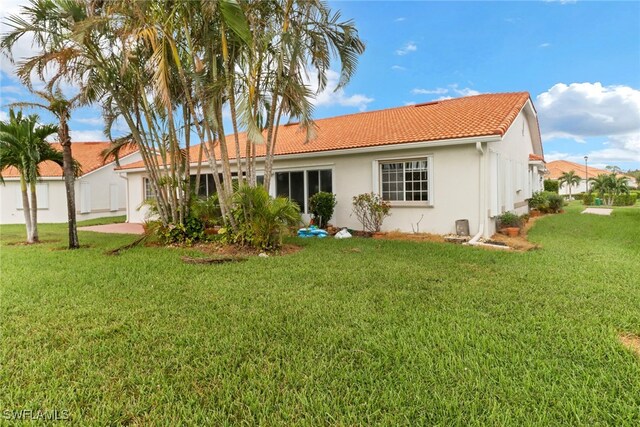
[505,227,520,237]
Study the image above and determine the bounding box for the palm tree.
[11,86,84,249]
[0,110,61,243]
[589,173,630,206]
[558,170,582,199]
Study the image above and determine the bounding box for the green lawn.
[1,204,639,425]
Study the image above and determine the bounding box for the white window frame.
[374,155,434,207]
[272,165,335,213]
[143,177,156,201]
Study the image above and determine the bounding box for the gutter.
[118,172,129,223]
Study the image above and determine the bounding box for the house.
[117,92,545,238]
[0,142,141,224]
[546,160,637,195]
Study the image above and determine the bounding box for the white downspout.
[118,172,129,223]
[469,141,485,243]
[467,141,509,249]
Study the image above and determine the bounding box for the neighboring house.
[0,142,141,224]
[117,92,545,238]
[546,160,637,195]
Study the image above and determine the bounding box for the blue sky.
[1,0,639,169]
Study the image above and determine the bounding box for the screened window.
[275,169,332,213]
[381,160,429,202]
[144,178,156,200]
[276,171,305,211]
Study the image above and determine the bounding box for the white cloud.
[74,117,104,126]
[537,82,640,140]
[538,82,640,163]
[0,110,8,122]
[412,88,448,95]
[395,42,417,56]
[538,43,551,48]
[68,130,107,142]
[543,0,577,4]
[308,69,374,112]
[394,17,406,22]
[391,65,406,71]
[411,84,481,99]
[1,85,23,94]
[0,1,40,76]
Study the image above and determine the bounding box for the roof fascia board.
[119,135,501,174]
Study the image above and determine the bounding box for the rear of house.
[118,92,545,237]
[0,142,141,224]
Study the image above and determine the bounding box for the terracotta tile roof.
[117,92,533,170]
[1,142,138,178]
[546,160,630,180]
[529,153,545,162]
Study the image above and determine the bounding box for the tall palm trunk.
[29,180,39,242]
[60,118,79,249]
[20,175,34,243]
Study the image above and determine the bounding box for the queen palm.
[0,110,62,243]
[558,170,582,199]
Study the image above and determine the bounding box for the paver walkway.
[581,208,613,216]
[79,223,145,235]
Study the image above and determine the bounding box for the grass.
[1,204,639,425]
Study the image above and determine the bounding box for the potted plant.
[497,211,522,237]
[528,191,547,217]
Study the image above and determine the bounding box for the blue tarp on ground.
[297,226,328,238]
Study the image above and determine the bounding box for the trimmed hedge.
[583,193,638,206]
[544,179,559,193]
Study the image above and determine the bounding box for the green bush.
[156,216,205,245]
[583,193,637,206]
[573,192,586,201]
[308,192,337,229]
[190,194,221,227]
[528,191,547,210]
[224,184,301,250]
[544,179,559,193]
[497,211,521,228]
[546,193,565,213]
[352,193,391,232]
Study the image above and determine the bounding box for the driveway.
[79,223,145,235]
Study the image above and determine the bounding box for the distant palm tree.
[0,110,61,243]
[589,173,630,206]
[11,86,84,249]
[558,170,582,199]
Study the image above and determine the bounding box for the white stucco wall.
[126,143,483,235]
[484,107,543,235]
[0,152,142,224]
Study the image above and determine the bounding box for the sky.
[1,0,639,170]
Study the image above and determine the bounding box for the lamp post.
[584,155,589,193]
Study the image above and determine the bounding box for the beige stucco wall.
[0,151,142,224]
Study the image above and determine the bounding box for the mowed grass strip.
[1,203,639,425]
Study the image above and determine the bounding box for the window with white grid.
[380,159,430,202]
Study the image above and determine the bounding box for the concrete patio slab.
[581,208,613,216]
[79,223,145,235]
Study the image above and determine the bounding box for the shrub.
[573,192,586,201]
[544,179,559,193]
[156,216,205,245]
[190,194,221,227]
[497,211,521,228]
[546,193,565,213]
[528,191,547,210]
[308,192,337,229]
[583,193,637,206]
[226,185,301,250]
[352,193,391,233]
